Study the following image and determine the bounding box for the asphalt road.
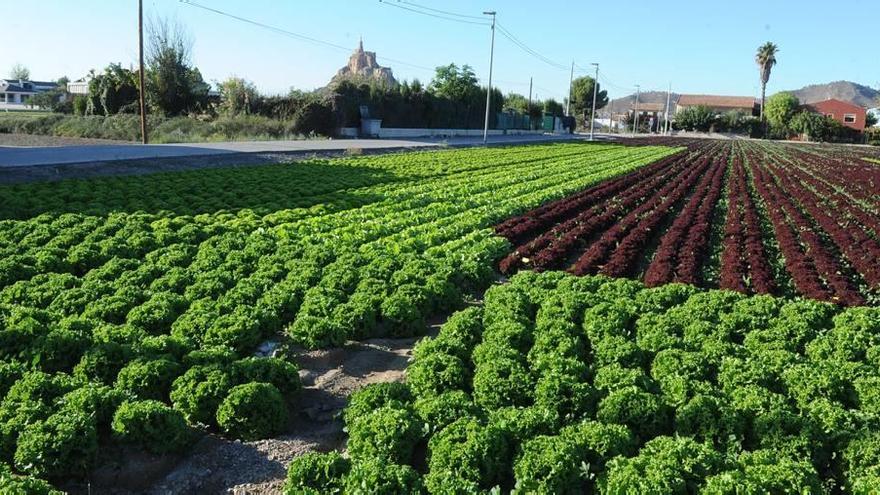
[0,133,588,168]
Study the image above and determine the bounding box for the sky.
[3,0,878,102]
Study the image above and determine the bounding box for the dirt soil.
[0,133,130,147]
[83,333,428,495]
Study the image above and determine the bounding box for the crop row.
[286,271,880,493]
[496,140,880,306]
[0,143,679,490]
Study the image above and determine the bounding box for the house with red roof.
[805,99,867,132]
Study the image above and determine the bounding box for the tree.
[790,111,832,141]
[429,64,480,103]
[9,63,29,80]
[86,64,139,116]
[543,98,564,118]
[675,105,715,132]
[145,15,209,116]
[755,42,779,134]
[764,92,800,134]
[218,76,259,116]
[866,111,878,128]
[570,76,608,129]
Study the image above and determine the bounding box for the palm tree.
[756,42,779,133]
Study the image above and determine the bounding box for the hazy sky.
[3,0,877,101]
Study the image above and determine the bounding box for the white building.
[0,79,58,110]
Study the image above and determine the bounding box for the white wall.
[339,127,547,138]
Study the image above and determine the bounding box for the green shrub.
[342,459,425,494]
[284,451,350,494]
[111,400,192,454]
[216,382,287,440]
[170,365,232,426]
[347,405,422,464]
[14,411,97,479]
[231,357,301,396]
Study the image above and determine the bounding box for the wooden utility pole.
[138,0,149,144]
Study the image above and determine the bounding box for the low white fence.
[338,127,547,139]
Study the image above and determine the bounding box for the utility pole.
[664,82,672,135]
[566,60,574,116]
[527,76,533,130]
[482,11,496,144]
[138,0,148,144]
[589,63,599,140]
[632,85,641,134]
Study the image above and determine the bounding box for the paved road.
[0,133,591,168]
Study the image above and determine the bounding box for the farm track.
[496,139,880,306]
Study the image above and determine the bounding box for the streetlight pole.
[589,63,599,140]
[632,85,641,134]
[138,0,148,144]
[566,60,574,116]
[664,82,672,135]
[482,11,496,144]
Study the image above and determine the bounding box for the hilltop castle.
[328,39,397,88]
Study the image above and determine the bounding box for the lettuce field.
[498,140,880,306]
[1,139,879,493]
[289,272,880,493]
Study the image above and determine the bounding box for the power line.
[179,0,436,73]
[377,0,490,26]
[180,0,352,52]
[396,0,485,20]
[495,23,568,71]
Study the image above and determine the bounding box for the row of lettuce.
[0,144,679,490]
[286,272,880,493]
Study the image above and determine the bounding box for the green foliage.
[702,449,825,494]
[284,451,350,494]
[216,382,288,440]
[346,405,422,464]
[675,105,716,132]
[86,64,139,116]
[231,357,301,396]
[14,411,97,479]
[764,92,800,132]
[406,351,470,398]
[344,382,413,426]
[601,436,722,494]
[114,358,181,401]
[570,76,608,126]
[342,459,425,494]
[170,365,232,426]
[111,400,191,454]
[425,417,508,492]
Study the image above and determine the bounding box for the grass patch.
[0,113,326,143]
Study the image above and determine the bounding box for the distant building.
[0,79,57,109]
[629,102,666,132]
[67,76,92,96]
[806,99,868,132]
[676,94,758,116]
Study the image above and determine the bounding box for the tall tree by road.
[570,76,608,129]
[755,42,779,133]
[9,64,30,80]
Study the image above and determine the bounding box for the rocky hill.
[327,40,397,89]
[781,81,879,107]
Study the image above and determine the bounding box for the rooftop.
[677,94,756,108]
